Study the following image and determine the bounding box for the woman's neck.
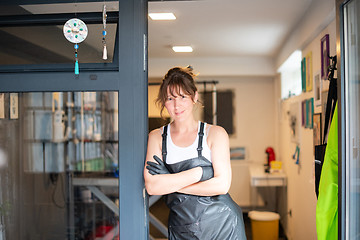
[171,118,198,134]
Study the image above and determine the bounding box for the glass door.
[342,0,360,239]
[0,1,148,238]
[0,91,119,239]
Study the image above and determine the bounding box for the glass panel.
[0,2,119,66]
[0,5,31,16]
[344,0,360,239]
[0,23,117,65]
[0,91,119,239]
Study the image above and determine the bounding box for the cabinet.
[249,163,287,211]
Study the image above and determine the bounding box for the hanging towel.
[316,102,338,240]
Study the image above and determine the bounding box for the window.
[0,3,119,72]
[0,23,117,65]
[278,50,302,99]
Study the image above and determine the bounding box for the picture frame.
[306,52,313,92]
[310,98,314,128]
[305,99,309,128]
[305,98,314,128]
[321,34,330,80]
[230,147,246,160]
[301,57,307,92]
[314,70,322,107]
[313,113,322,146]
[301,100,306,126]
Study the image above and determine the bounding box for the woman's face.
[164,86,198,122]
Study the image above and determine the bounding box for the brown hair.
[156,66,198,117]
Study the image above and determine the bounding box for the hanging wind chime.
[63,18,88,75]
[102,4,108,60]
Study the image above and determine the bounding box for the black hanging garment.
[162,122,247,240]
[314,56,337,198]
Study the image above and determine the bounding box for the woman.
[144,66,246,239]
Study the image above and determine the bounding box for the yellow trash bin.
[248,211,280,240]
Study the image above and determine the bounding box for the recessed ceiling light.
[172,46,193,53]
[149,13,176,20]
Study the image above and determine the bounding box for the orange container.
[248,211,280,240]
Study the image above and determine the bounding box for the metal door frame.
[0,0,149,239]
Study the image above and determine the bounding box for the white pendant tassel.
[103,45,108,60]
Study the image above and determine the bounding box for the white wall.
[273,0,336,238]
[275,18,336,240]
[197,76,276,164]
[197,76,276,207]
[149,56,275,78]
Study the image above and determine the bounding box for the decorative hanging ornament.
[102,4,108,60]
[63,18,88,75]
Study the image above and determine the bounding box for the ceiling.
[0,1,315,77]
[148,0,314,77]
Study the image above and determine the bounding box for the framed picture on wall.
[230,147,246,160]
[301,57,307,92]
[301,100,306,127]
[313,113,322,146]
[321,34,330,80]
[306,98,314,128]
[314,70,322,107]
[306,52,313,92]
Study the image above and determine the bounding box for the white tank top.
[165,121,212,164]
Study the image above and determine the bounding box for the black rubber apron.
[162,122,247,240]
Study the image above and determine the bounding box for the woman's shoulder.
[149,127,163,139]
[147,127,164,149]
[204,123,228,142]
[204,123,228,150]
[204,123,227,136]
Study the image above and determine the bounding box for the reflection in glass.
[0,24,117,65]
[0,2,119,66]
[0,92,119,239]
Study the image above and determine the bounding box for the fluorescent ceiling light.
[149,13,176,20]
[172,46,193,53]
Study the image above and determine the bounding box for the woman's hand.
[199,166,214,181]
[146,155,213,182]
[177,125,232,196]
[144,129,202,196]
[146,155,171,175]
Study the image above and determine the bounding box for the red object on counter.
[265,147,276,166]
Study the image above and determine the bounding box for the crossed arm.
[143,125,232,196]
